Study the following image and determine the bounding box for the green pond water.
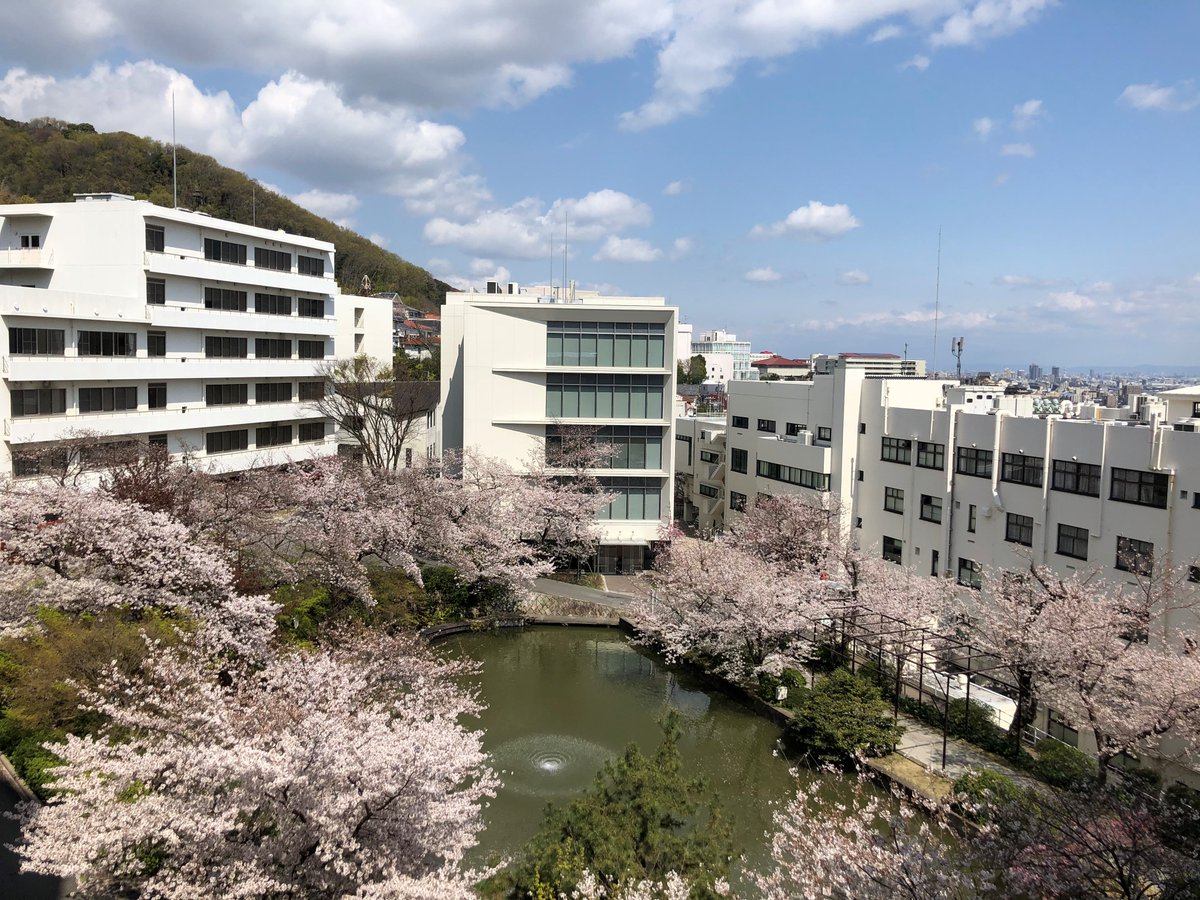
[439,625,857,879]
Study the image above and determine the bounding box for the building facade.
[1,193,389,477]
[440,281,677,573]
[692,329,757,381]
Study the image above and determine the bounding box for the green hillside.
[0,117,453,309]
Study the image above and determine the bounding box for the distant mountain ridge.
[0,116,452,310]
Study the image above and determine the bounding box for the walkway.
[531,577,638,611]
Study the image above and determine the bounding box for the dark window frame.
[881,436,912,464]
[916,441,945,470]
[884,486,904,514]
[1001,452,1044,487]
[919,494,943,524]
[1005,512,1034,547]
[1110,467,1169,509]
[1056,523,1089,560]
[1051,459,1101,497]
[955,446,993,478]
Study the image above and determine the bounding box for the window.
[675,434,693,466]
[917,441,945,470]
[881,437,912,464]
[146,277,166,305]
[206,383,248,406]
[1116,537,1154,575]
[1188,565,1200,584]
[756,459,830,491]
[859,423,866,435]
[145,223,165,252]
[956,446,993,478]
[205,336,247,358]
[1193,401,1200,419]
[817,426,832,442]
[1005,513,1034,546]
[297,340,325,360]
[79,386,137,413]
[920,494,942,523]
[730,491,747,511]
[1047,708,1079,748]
[148,433,168,448]
[297,255,325,277]
[298,297,325,318]
[8,328,64,355]
[1001,452,1044,487]
[256,382,292,404]
[967,504,977,533]
[298,421,326,443]
[857,470,864,482]
[545,321,667,368]
[204,287,248,311]
[254,247,291,271]
[882,536,903,564]
[1056,523,1089,559]
[545,373,665,420]
[148,383,167,409]
[1110,467,1169,509]
[596,476,662,521]
[20,234,40,248]
[10,388,67,417]
[699,483,720,498]
[147,331,167,357]
[78,331,136,356]
[255,339,291,359]
[699,449,720,464]
[548,425,664,470]
[884,486,904,514]
[298,381,325,401]
[1052,459,1101,497]
[757,418,776,433]
[206,429,249,454]
[255,293,292,316]
[957,557,982,589]
[732,415,749,429]
[786,423,803,437]
[256,424,293,447]
[204,238,246,265]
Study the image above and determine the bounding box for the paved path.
[531,577,637,611]
[892,716,1036,786]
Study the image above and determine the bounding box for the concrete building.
[674,415,726,532]
[750,354,810,380]
[1,193,390,477]
[440,281,677,573]
[692,328,757,381]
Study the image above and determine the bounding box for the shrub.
[1033,739,1096,790]
[1161,783,1200,857]
[787,669,904,764]
[952,769,1025,822]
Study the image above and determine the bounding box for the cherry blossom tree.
[728,492,844,576]
[971,560,1200,783]
[636,531,822,679]
[15,629,497,899]
[749,773,994,900]
[0,483,276,655]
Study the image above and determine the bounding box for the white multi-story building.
[1,193,390,476]
[674,415,726,532]
[440,281,677,573]
[692,328,757,381]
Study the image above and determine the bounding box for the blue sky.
[1,1,1197,371]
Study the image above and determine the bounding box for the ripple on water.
[491,734,615,798]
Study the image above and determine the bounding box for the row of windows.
[595,477,663,521]
[547,321,666,334]
[146,227,325,277]
[699,483,721,498]
[545,426,664,470]
[545,375,666,420]
[204,337,326,359]
[205,422,326,454]
[878,436,945,469]
[546,331,666,368]
[145,277,326,318]
[11,381,321,418]
[755,459,830,491]
[8,328,65,355]
[255,248,291,272]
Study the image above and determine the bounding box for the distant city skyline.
[1,2,1197,365]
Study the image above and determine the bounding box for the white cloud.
[1044,290,1095,312]
[593,236,662,263]
[867,24,904,43]
[1119,81,1200,112]
[794,307,996,332]
[839,269,871,285]
[899,54,931,72]
[750,201,861,240]
[290,189,360,225]
[1011,98,1044,130]
[744,267,782,283]
[368,233,389,248]
[973,116,994,139]
[931,0,1057,48]
[993,172,1010,186]
[995,274,1062,288]
[669,237,693,261]
[663,179,690,195]
[1000,142,1035,157]
[425,188,654,260]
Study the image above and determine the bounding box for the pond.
[439,625,860,881]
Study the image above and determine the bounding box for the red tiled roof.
[752,355,810,368]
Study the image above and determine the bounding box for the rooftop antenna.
[563,210,569,302]
[252,181,256,228]
[549,227,555,297]
[171,90,178,209]
[952,336,964,381]
[931,227,941,375]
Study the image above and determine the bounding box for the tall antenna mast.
[549,228,555,296]
[171,90,178,209]
[563,211,569,302]
[931,227,941,375]
[252,181,256,228]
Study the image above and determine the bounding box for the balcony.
[144,252,335,295]
[0,248,53,269]
[3,354,328,382]
[148,304,335,337]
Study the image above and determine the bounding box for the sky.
[0,1,1197,372]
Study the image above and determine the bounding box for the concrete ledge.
[421,615,620,642]
[0,752,37,804]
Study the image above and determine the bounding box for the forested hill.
[0,117,453,309]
